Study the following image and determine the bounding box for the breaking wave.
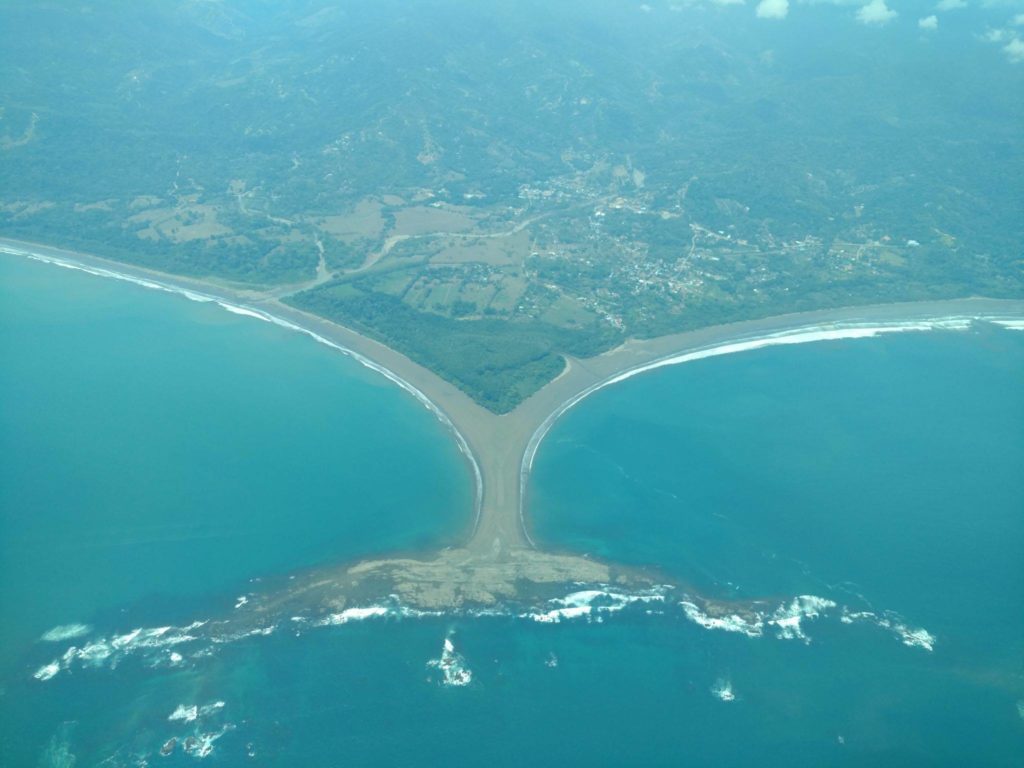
[160,700,234,760]
[524,587,667,623]
[840,609,936,652]
[168,701,225,724]
[40,623,92,642]
[31,584,936,686]
[427,632,473,687]
[711,678,736,702]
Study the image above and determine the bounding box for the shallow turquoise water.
[0,255,472,749]
[2,254,1022,766]
[533,325,1024,609]
[529,323,1024,762]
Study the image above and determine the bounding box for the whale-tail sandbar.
[4,236,1022,615]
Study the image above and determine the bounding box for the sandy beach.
[4,236,1023,563]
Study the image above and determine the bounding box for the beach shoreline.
[3,236,1022,559]
[516,313,1024,542]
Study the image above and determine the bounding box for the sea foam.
[169,701,225,724]
[711,678,736,702]
[526,587,667,623]
[180,725,234,759]
[217,302,269,321]
[316,605,391,626]
[427,634,472,687]
[33,621,208,681]
[841,609,936,652]
[30,586,939,686]
[41,623,92,642]
[680,601,764,637]
[680,595,837,643]
[768,595,837,643]
[33,662,60,681]
[992,319,1024,331]
[30,583,940,687]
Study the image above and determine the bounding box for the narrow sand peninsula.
[4,237,1023,611]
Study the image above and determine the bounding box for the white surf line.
[2,245,485,538]
[518,312,1020,544]
[991,318,1024,331]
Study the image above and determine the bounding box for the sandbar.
[3,236,1022,609]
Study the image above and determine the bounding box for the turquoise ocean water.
[1,254,1022,766]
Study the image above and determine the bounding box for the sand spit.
[4,237,1024,600]
[13,236,989,694]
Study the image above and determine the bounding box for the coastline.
[0,239,490,536]
[517,314,1024,542]
[3,236,1023,558]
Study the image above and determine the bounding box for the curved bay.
[0,254,473,670]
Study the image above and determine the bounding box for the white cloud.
[856,0,897,24]
[711,0,746,5]
[1005,37,1024,62]
[919,14,939,28]
[985,28,1008,42]
[1012,13,1024,26]
[756,0,790,18]
[935,0,966,10]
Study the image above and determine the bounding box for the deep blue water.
[2,254,1022,766]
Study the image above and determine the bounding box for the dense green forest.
[288,282,620,412]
